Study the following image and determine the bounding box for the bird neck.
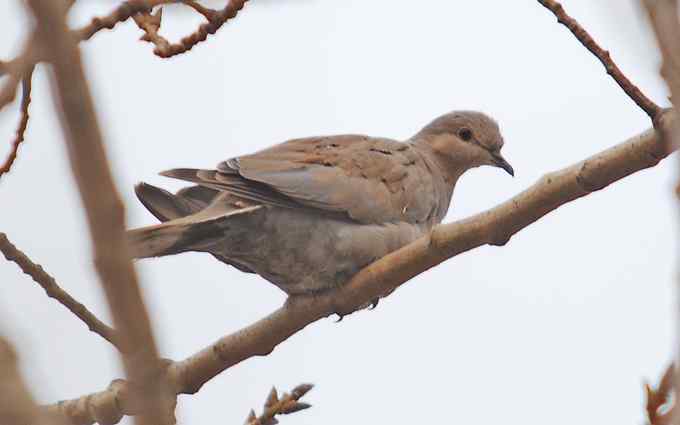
[410,138,471,186]
[405,138,461,226]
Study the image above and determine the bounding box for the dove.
[128,111,513,295]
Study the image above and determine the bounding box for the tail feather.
[128,205,263,259]
[134,182,217,222]
[176,185,218,206]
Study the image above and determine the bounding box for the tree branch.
[537,0,661,119]
[0,66,33,179]
[1,0,250,176]
[0,233,122,351]
[22,0,172,424]
[0,336,50,425]
[74,0,162,42]
[0,37,38,113]
[641,0,680,98]
[641,0,680,148]
[639,2,680,424]
[43,111,677,425]
[645,364,676,425]
[2,0,250,85]
[244,384,313,425]
[135,0,249,58]
[133,9,169,53]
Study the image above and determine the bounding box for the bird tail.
[127,205,263,259]
[128,182,263,259]
[134,182,218,222]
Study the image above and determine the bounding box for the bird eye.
[458,128,473,141]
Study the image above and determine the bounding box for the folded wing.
[162,135,448,224]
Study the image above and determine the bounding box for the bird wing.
[162,135,447,224]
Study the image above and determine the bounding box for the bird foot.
[332,297,380,322]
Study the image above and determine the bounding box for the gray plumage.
[128,111,513,295]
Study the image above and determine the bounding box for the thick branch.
[0,233,122,350]
[22,1,171,425]
[642,0,680,97]
[642,0,680,148]
[0,337,50,425]
[639,2,680,425]
[44,111,677,425]
[537,0,661,119]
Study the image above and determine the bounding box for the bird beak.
[491,152,514,177]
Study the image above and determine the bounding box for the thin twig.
[2,0,250,114]
[0,66,34,179]
[244,384,313,425]
[0,37,37,113]
[0,73,21,113]
[0,233,122,350]
[645,364,676,425]
[23,1,174,424]
[133,9,170,52]
[44,112,677,425]
[537,0,661,119]
[74,0,159,42]
[182,0,218,21]
[136,0,249,58]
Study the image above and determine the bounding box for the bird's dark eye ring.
[458,128,473,141]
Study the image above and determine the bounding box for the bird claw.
[334,299,379,320]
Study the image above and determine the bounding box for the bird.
[127,111,513,296]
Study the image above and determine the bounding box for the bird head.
[414,111,514,178]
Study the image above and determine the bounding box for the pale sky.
[0,1,677,424]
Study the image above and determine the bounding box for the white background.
[0,1,677,424]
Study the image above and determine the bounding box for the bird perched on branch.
[128,111,513,295]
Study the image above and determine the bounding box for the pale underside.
[132,134,454,294]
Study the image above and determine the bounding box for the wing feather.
[161,135,448,224]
